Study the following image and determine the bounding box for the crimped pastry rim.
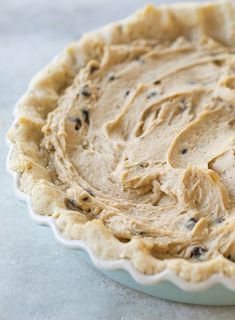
[6,0,235,288]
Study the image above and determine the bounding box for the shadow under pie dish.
[6,0,235,304]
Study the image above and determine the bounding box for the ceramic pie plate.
[6,1,235,305]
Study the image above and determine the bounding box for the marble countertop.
[1,0,235,319]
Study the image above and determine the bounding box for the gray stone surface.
[1,0,235,319]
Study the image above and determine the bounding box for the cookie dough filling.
[44,36,235,258]
[7,1,235,281]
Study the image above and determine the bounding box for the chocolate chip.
[125,90,130,97]
[146,91,157,99]
[185,217,198,230]
[181,148,188,155]
[213,60,223,67]
[69,117,82,131]
[82,109,90,125]
[108,75,116,81]
[190,246,208,258]
[137,231,148,236]
[154,80,161,85]
[227,254,235,262]
[81,86,91,97]
[90,65,99,74]
[139,162,149,168]
[74,117,82,130]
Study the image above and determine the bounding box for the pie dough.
[7,0,235,282]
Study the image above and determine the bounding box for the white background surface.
[1,0,235,319]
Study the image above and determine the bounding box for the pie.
[7,0,235,282]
